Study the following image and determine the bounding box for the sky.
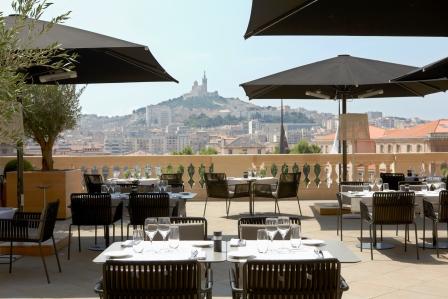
[2,0,448,120]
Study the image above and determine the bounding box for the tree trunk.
[41,143,54,171]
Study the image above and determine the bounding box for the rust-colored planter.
[5,169,82,219]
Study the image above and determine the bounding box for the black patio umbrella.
[5,15,178,84]
[244,0,448,39]
[4,15,177,210]
[392,56,448,83]
[241,54,447,181]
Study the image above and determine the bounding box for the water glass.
[168,225,180,249]
[132,229,145,254]
[383,183,389,191]
[257,229,268,253]
[362,183,370,193]
[421,184,428,192]
[290,224,302,249]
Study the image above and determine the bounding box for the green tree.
[1,0,73,143]
[289,140,321,154]
[23,85,83,170]
[199,147,218,155]
[172,146,194,155]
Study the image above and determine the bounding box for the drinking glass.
[383,183,389,191]
[265,218,278,251]
[132,229,145,254]
[168,225,180,250]
[362,183,370,193]
[290,224,302,249]
[277,216,290,240]
[375,178,383,191]
[158,217,171,251]
[256,229,268,253]
[144,218,158,250]
[421,184,428,192]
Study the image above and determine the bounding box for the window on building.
[380,145,384,153]
[407,144,412,153]
[388,145,392,153]
[396,145,401,153]
[228,149,232,154]
[417,144,422,152]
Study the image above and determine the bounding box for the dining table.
[107,177,160,186]
[227,176,278,215]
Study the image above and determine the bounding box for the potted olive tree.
[5,84,85,218]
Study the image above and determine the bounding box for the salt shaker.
[213,231,222,252]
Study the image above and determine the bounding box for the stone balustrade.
[1,153,447,201]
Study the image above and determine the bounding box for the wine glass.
[257,229,268,253]
[265,218,278,251]
[368,177,375,191]
[168,225,180,250]
[290,224,302,249]
[144,218,158,250]
[132,229,145,254]
[277,216,290,238]
[375,178,383,191]
[158,217,171,251]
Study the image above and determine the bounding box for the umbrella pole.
[342,95,348,182]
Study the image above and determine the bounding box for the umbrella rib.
[245,0,319,39]
[103,49,178,82]
[248,85,283,99]
[395,82,424,97]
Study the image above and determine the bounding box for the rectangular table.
[93,240,226,264]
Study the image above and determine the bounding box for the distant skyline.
[1,0,448,119]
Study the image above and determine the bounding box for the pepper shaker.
[213,231,222,252]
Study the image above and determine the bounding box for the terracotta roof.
[379,119,448,139]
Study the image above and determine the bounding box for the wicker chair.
[68,193,123,259]
[0,201,61,283]
[126,192,170,237]
[252,173,301,215]
[95,260,212,299]
[170,217,208,240]
[203,173,250,217]
[360,191,419,260]
[423,190,448,257]
[336,181,365,241]
[238,216,301,240]
[230,259,348,299]
[84,173,104,193]
[380,173,405,191]
[160,173,184,192]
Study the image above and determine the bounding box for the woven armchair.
[204,173,250,217]
[94,260,212,299]
[336,181,365,241]
[83,173,104,193]
[68,193,123,259]
[423,190,448,257]
[126,192,170,237]
[360,191,419,260]
[160,173,184,192]
[238,216,301,240]
[253,172,301,215]
[230,259,348,299]
[380,173,405,191]
[0,201,60,283]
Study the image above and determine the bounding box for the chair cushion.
[239,224,291,240]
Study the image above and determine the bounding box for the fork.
[314,248,324,258]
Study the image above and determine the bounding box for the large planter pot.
[5,169,82,219]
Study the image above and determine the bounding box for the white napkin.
[230,238,240,247]
[121,240,133,247]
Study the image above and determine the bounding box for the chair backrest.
[277,172,301,198]
[83,174,103,193]
[380,173,405,191]
[243,259,342,299]
[70,193,113,225]
[439,190,448,222]
[204,173,229,198]
[128,192,170,225]
[398,181,423,186]
[38,200,60,242]
[372,192,415,224]
[102,260,202,299]
[170,217,208,240]
[339,181,364,192]
[238,216,301,239]
[160,173,183,185]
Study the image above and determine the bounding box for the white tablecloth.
[227,177,277,185]
[107,178,160,185]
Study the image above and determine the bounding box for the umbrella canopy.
[393,56,448,83]
[244,0,448,39]
[241,55,445,99]
[5,15,177,84]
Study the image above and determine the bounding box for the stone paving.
[1,199,448,298]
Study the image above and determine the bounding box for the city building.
[145,106,172,128]
[223,135,267,154]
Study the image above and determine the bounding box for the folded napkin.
[230,238,246,247]
[121,240,133,247]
